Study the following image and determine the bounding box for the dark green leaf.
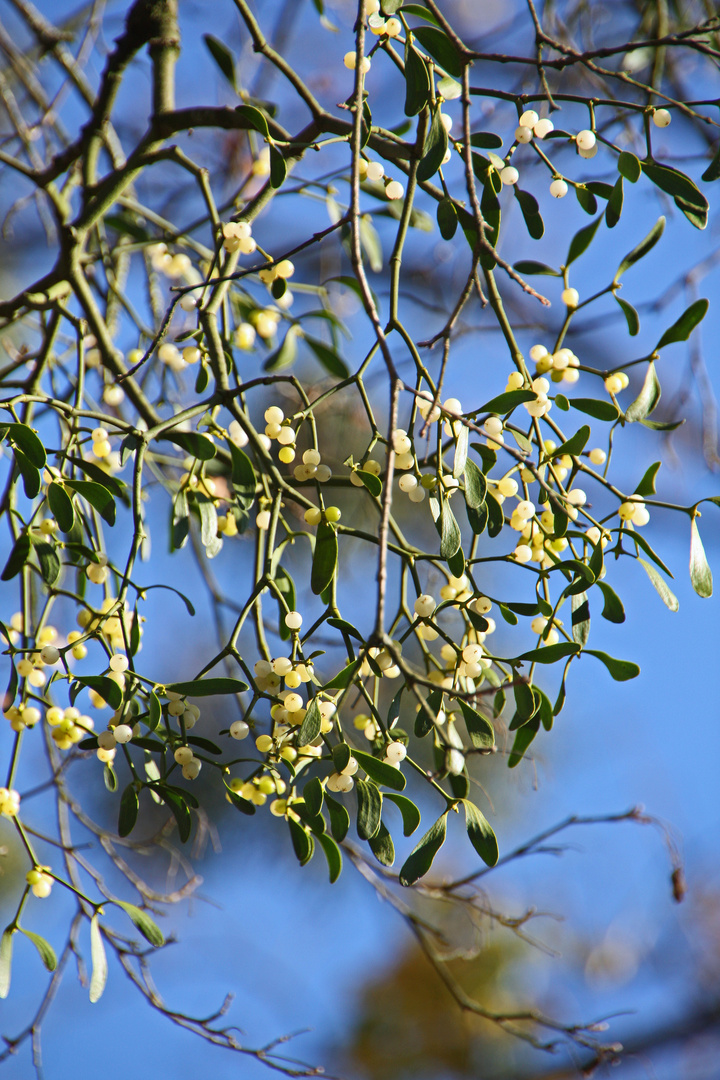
[13,449,40,499]
[701,143,720,183]
[399,812,447,886]
[625,363,660,422]
[605,175,624,228]
[513,680,537,723]
[118,784,139,838]
[585,181,614,200]
[575,185,598,215]
[273,566,296,641]
[512,261,560,276]
[567,215,602,265]
[327,616,364,642]
[554,394,569,411]
[89,915,107,1003]
[162,431,217,461]
[486,490,504,538]
[157,787,192,841]
[353,748,406,791]
[311,520,338,596]
[615,295,640,336]
[187,736,222,755]
[0,929,13,998]
[404,41,431,116]
[690,517,713,598]
[18,928,56,972]
[656,298,709,350]
[302,776,324,819]
[48,482,75,532]
[305,336,350,379]
[203,34,237,91]
[415,688,442,739]
[325,791,350,842]
[113,901,164,946]
[317,833,342,883]
[269,147,286,189]
[514,187,544,240]
[412,25,462,76]
[437,196,458,240]
[596,581,625,623]
[32,540,61,587]
[458,700,495,749]
[614,216,665,281]
[519,642,580,665]
[74,676,122,710]
[508,716,540,767]
[618,150,641,183]
[630,530,673,577]
[164,678,248,697]
[4,422,45,468]
[368,820,395,866]
[569,397,619,422]
[235,104,270,138]
[104,765,117,792]
[463,458,487,510]
[635,461,661,497]
[227,440,256,502]
[462,800,498,866]
[320,658,361,691]
[571,592,590,647]
[64,480,116,526]
[224,784,256,815]
[585,649,639,681]
[550,425,590,459]
[288,819,314,866]
[417,104,448,183]
[440,499,461,560]
[356,778,382,840]
[264,327,298,371]
[480,390,536,413]
[469,131,503,149]
[356,470,382,497]
[642,162,708,223]
[384,792,421,836]
[638,557,679,611]
[297,697,322,747]
[640,417,685,431]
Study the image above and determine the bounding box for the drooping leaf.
[297,697,322,747]
[399,812,448,886]
[508,716,540,767]
[605,175,624,228]
[194,492,221,558]
[18,928,57,972]
[89,915,108,1003]
[571,592,591,647]
[462,800,498,866]
[615,295,640,336]
[514,187,544,240]
[625,363,660,422]
[463,458,487,512]
[305,336,350,379]
[32,540,61,587]
[13,449,40,499]
[113,901,165,946]
[384,792,421,836]
[48,482,75,532]
[440,498,461,560]
[317,833,342,883]
[638,557,679,611]
[458,700,495,749]
[203,34,237,91]
[575,185,598,214]
[0,929,13,999]
[417,104,448,182]
[368,820,395,866]
[356,470,382,497]
[404,41,431,116]
[356,778,382,840]
[288,820,314,866]
[618,150,641,183]
[264,326,299,372]
[269,146,286,189]
[325,791,350,842]
[118,784,139,838]
[311,521,338,596]
[437,196,458,239]
[642,162,708,230]
[701,143,720,183]
[689,516,713,598]
[596,581,625,623]
[227,440,256,503]
[4,422,46,468]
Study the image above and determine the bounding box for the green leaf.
[596,581,625,623]
[13,448,40,499]
[585,180,614,201]
[235,104,270,138]
[264,326,299,372]
[701,143,720,183]
[566,215,603,265]
[412,25,462,76]
[404,41,431,116]
[625,363,660,422]
[327,616,364,642]
[74,676,122,710]
[273,566,296,641]
[519,642,580,665]
[356,778,382,840]
[550,425,590,459]
[605,175,624,228]
[585,649,640,681]
[113,901,165,946]
[317,833,342,883]
[32,540,61,587]
[104,765,117,792]
[575,185,598,215]
[118,784,139,838]
[642,162,708,229]
[458,700,495,749]
[194,492,221,558]
[463,458,487,511]
[320,657,362,691]
[462,800,498,866]
[690,517,713,598]
[569,397,619,422]
[0,929,12,998]
[162,431,217,461]
[512,261,560,276]
[571,592,591,647]
[615,295,640,336]
[469,131,503,149]
[614,216,665,281]
[640,417,685,431]
[269,146,286,189]
[486,490,504,538]
[508,716,540,767]
[440,499,461,560]
[359,216,383,272]
[203,34,237,91]
[417,104,448,183]
[656,298,709,350]
[618,150,641,183]
[630,530,673,577]
[89,915,107,1003]
[64,479,116,526]
[303,776,324,819]
[311,520,338,596]
[437,196,458,240]
[164,678,248,697]
[288,819,314,866]
[325,791,350,842]
[514,187,544,240]
[4,422,46,468]
[401,3,441,23]
[356,469,382,497]
[18,927,57,972]
[638,557,679,611]
[384,792,421,836]
[480,389,536,413]
[186,736,222,755]
[368,820,395,866]
[157,787,192,842]
[512,680,537,724]
[415,688,442,739]
[353,748,406,791]
[297,697,322,746]
[48,482,75,532]
[305,336,350,379]
[399,812,447,886]
[634,461,661,497]
[227,440,256,503]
